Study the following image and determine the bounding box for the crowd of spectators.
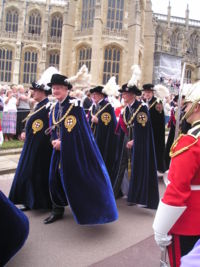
[0,82,180,143]
[0,84,36,142]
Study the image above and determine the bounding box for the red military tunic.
[162,123,200,235]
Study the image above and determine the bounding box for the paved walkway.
[0,150,167,267]
[0,150,20,174]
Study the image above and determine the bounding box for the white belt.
[164,172,200,190]
[191,185,200,190]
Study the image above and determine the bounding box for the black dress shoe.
[19,205,30,211]
[43,213,63,224]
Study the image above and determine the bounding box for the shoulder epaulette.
[170,134,198,158]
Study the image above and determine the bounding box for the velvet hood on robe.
[49,96,118,225]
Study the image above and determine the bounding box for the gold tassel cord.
[128,158,132,180]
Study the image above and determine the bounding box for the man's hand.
[21,132,26,141]
[154,232,172,250]
[52,139,61,150]
[91,115,98,124]
[126,140,134,149]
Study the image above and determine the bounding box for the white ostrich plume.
[182,83,192,97]
[38,66,59,89]
[154,84,170,100]
[66,65,91,89]
[102,76,120,97]
[184,81,200,104]
[127,65,141,87]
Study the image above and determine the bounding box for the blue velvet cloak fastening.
[0,190,29,266]
[114,100,159,209]
[88,99,119,185]
[9,98,52,209]
[49,96,118,225]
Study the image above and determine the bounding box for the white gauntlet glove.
[153,200,186,250]
[154,232,172,250]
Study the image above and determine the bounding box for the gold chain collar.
[148,99,157,110]
[91,103,110,117]
[123,104,142,127]
[22,104,47,123]
[52,103,74,126]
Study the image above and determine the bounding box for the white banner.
[154,53,182,81]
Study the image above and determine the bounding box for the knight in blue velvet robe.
[46,74,118,225]
[0,190,29,266]
[113,83,159,209]
[88,86,118,185]
[142,83,166,174]
[9,84,52,210]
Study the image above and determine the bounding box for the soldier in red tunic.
[153,81,200,267]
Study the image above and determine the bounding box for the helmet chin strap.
[182,99,200,122]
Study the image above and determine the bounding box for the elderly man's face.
[52,85,68,102]
[121,92,135,105]
[91,92,104,104]
[143,90,154,101]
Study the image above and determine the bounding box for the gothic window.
[28,10,41,35]
[189,33,199,57]
[170,32,178,54]
[23,51,38,84]
[155,26,163,51]
[107,0,124,30]
[5,9,18,32]
[81,0,96,30]
[103,46,121,84]
[49,51,60,69]
[170,30,182,55]
[50,14,63,38]
[0,48,13,82]
[77,46,92,71]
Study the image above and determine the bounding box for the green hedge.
[1,140,24,150]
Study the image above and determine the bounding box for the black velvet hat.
[118,83,142,96]
[142,83,155,91]
[30,82,52,95]
[47,74,72,89]
[90,86,105,95]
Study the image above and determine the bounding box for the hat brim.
[118,88,142,96]
[47,82,72,90]
[142,88,155,91]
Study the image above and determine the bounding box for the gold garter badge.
[136,112,148,127]
[64,115,77,132]
[101,112,111,125]
[32,119,44,134]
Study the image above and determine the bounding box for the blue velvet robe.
[0,190,29,266]
[114,100,159,209]
[9,98,52,209]
[49,96,118,225]
[148,96,166,173]
[88,99,118,185]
